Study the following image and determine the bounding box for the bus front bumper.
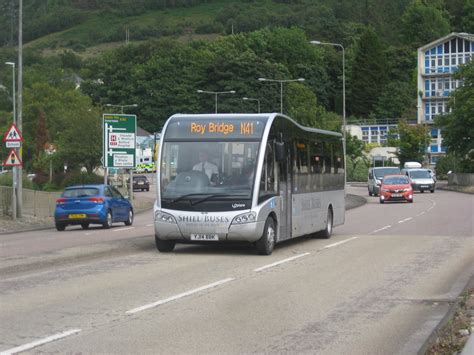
[154,220,266,243]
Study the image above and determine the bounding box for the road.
[0,187,472,354]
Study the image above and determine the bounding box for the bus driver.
[192,149,218,180]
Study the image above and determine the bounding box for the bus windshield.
[160,141,260,207]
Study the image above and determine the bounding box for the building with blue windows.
[347,124,398,146]
[417,32,473,164]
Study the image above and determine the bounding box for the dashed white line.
[320,237,359,250]
[370,225,392,234]
[254,253,310,273]
[112,227,134,232]
[146,223,154,227]
[126,277,235,314]
[417,211,426,216]
[0,329,81,355]
[398,217,413,224]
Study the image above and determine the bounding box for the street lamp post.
[242,97,261,113]
[258,77,304,114]
[105,103,138,114]
[5,62,16,220]
[197,90,236,114]
[310,40,346,190]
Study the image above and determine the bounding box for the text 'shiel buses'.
[155,113,345,256]
[164,117,266,139]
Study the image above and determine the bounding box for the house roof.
[137,126,152,137]
[418,32,474,51]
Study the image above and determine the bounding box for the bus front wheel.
[256,217,276,255]
[155,235,175,252]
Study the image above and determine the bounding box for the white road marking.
[320,237,359,250]
[398,217,413,224]
[146,224,154,227]
[112,227,134,232]
[126,278,235,314]
[254,253,310,273]
[370,225,392,234]
[0,329,81,354]
[417,211,426,216]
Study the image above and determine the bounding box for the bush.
[435,154,457,179]
[195,22,224,34]
[0,171,35,189]
[61,172,103,188]
[347,159,370,182]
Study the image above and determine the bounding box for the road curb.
[346,194,366,210]
[419,276,474,354]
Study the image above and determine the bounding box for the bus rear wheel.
[318,208,333,239]
[256,217,276,255]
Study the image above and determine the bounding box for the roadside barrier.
[0,186,60,218]
[0,186,154,217]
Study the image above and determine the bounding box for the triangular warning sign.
[3,149,22,167]
[3,123,23,142]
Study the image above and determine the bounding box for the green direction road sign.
[103,114,137,168]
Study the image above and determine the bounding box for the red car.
[379,174,413,204]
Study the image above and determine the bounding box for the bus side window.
[259,143,276,201]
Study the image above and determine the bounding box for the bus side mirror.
[275,141,286,162]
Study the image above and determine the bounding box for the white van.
[403,161,422,169]
[368,166,401,196]
[401,168,436,193]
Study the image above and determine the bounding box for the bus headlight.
[155,211,177,224]
[231,212,257,225]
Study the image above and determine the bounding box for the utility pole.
[17,0,23,218]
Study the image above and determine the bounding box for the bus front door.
[278,150,292,240]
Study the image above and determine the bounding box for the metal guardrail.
[0,187,61,218]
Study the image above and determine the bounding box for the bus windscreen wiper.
[168,193,212,204]
[191,194,249,206]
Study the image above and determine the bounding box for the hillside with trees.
[0,0,472,183]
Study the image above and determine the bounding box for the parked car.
[368,166,401,196]
[379,175,413,204]
[401,168,436,193]
[54,184,133,231]
[127,175,150,191]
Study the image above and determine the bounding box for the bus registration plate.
[190,234,219,241]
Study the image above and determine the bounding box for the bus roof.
[167,113,342,138]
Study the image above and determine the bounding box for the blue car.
[54,184,133,231]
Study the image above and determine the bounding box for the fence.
[0,187,61,218]
[448,173,474,186]
[0,186,154,218]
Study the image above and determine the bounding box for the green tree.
[387,120,430,165]
[374,81,415,119]
[345,133,368,180]
[460,0,474,33]
[23,72,101,173]
[349,27,388,118]
[401,0,451,48]
[435,61,474,172]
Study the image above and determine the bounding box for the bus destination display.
[165,118,266,140]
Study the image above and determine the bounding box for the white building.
[417,32,473,164]
[346,124,398,146]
